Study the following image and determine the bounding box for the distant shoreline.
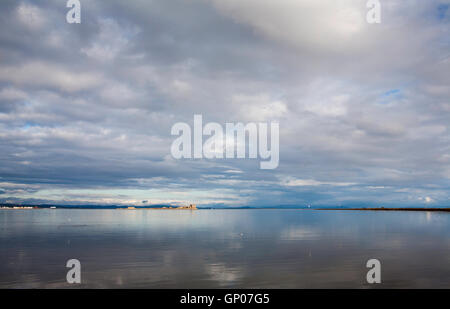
[0,204,198,210]
[1,205,449,212]
[321,208,450,212]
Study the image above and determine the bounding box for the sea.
[1,209,449,288]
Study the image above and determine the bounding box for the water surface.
[1,209,449,288]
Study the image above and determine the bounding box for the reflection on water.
[1,209,450,288]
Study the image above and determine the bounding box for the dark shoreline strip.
[321,208,450,212]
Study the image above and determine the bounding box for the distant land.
[322,207,450,212]
[1,204,449,211]
[0,204,198,210]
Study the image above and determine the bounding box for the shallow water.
[1,209,449,288]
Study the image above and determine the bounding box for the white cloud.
[281,177,356,187]
[233,94,287,121]
[303,94,349,117]
[419,196,435,203]
[81,18,139,61]
[211,0,367,52]
[0,62,105,93]
[16,3,46,30]
[0,87,28,101]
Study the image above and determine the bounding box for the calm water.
[1,209,450,288]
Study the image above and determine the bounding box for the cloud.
[16,3,47,30]
[0,0,448,207]
[210,0,367,52]
[81,18,139,61]
[419,196,435,204]
[281,177,356,187]
[232,94,287,121]
[0,87,28,101]
[0,62,106,93]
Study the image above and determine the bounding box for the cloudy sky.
[0,0,449,207]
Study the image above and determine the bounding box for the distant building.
[177,204,197,210]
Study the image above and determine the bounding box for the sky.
[0,0,449,207]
